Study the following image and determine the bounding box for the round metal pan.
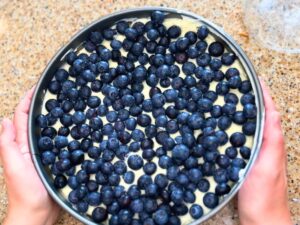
[28,6,265,225]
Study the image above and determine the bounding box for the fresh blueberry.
[87,192,101,206]
[225,146,238,159]
[216,81,230,95]
[243,121,256,135]
[190,204,203,219]
[167,25,181,38]
[240,146,251,159]
[127,155,143,170]
[239,80,252,94]
[227,166,240,182]
[153,209,169,225]
[203,192,219,209]
[92,207,108,223]
[54,174,67,188]
[172,144,190,162]
[218,116,232,130]
[196,53,211,67]
[158,155,172,169]
[230,132,246,147]
[122,171,134,184]
[151,10,165,25]
[197,178,210,192]
[41,151,56,165]
[215,183,231,196]
[38,136,53,151]
[243,103,257,119]
[143,162,157,175]
[221,52,236,65]
[197,25,209,40]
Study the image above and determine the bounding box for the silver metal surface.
[28,7,265,225]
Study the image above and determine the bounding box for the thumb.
[0,119,26,175]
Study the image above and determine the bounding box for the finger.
[259,78,277,112]
[257,79,285,163]
[0,119,25,172]
[13,86,35,152]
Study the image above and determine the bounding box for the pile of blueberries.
[36,10,257,225]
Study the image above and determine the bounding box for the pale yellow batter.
[41,16,253,224]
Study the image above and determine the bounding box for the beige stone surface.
[0,0,299,224]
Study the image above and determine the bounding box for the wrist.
[240,207,292,225]
[4,207,50,225]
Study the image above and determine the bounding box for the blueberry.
[41,151,56,165]
[223,93,238,105]
[187,168,202,184]
[182,133,196,148]
[87,192,101,206]
[198,98,213,112]
[36,115,48,128]
[108,173,120,186]
[154,174,168,189]
[216,154,230,169]
[48,81,61,94]
[197,178,210,192]
[230,132,246,147]
[196,53,211,67]
[243,103,257,119]
[232,158,246,168]
[70,150,85,165]
[127,155,143,170]
[170,189,184,205]
[72,111,86,125]
[215,183,231,196]
[224,147,237,159]
[54,174,67,188]
[38,136,53,151]
[87,180,98,192]
[152,209,168,225]
[241,93,255,105]
[197,25,209,39]
[143,162,157,175]
[92,207,108,223]
[213,70,225,82]
[68,190,79,204]
[233,111,247,125]
[225,67,239,79]
[239,80,252,94]
[146,29,159,41]
[172,144,190,162]
[136,114,151,127]
[100,162,114,175]
[50,107,64,118]
[218,116,232,130]
[202,135,219,151]
[222,103,236,116]
[203,192,219,209]
[240,146,251,159]
[187,113,204,129]
[167,25,181,38]
[95,171,108,185]
[216,81,230,95]
[132,129,145,142]
[228,75,242,89]
[189,204,203,219]
[243,121,256,135]
[201,162,216,176]
[227,166,240,182]
[158,155,172,169]
[209,58,222,71]
[76,201,88,213]
[129,142,140,153]
[221,52,236,65]
[187,46,199,59]
[208,41,225,57]
[151,10,165,24]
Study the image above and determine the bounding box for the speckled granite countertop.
[0,0,299,224]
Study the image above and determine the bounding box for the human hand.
[0,88,60,225]
[238,80,292,225]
